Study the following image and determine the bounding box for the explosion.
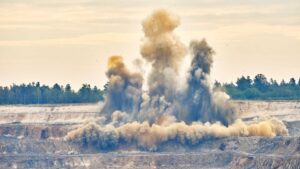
[65,9,288,151]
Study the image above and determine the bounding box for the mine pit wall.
[1,100,300,124]
[0,100,300,139]
[0,111,98,124]
[0,137,81,155]
[0,149,299,169]
[233,100,300,119]
[0,123,76,139]
[0,101,299,169]
[0,136,299,168]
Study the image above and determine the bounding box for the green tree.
[35,82,41,104]
[64,84,77,103]
[244,88,261,99]
[236,76,252,90]
[270,78,278,87]
[79,84,92,102]
[280,80,286,86]
[254,74,269,92]
[289,78,296,87]
[52,83,63,103]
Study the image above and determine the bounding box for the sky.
[0,0,299,90]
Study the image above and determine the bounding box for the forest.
[0,82,104,104]
[0,74,300,104]
[219,74,300,100]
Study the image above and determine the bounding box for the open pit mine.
[0,9,299,169]
[0,101,299,168]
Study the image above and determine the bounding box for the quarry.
[1,9,299,169]
[0,100,299,169]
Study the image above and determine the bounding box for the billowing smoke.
[65,117,287,151]
[66,9,288,151]
[140,9,187,99]
[182,40,236,125]
[100,56,143,122]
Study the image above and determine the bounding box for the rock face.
[0,101,299,169]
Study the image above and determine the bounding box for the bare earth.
[0,101,299,169]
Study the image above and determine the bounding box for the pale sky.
[0,0,299,89]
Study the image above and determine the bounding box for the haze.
[0,0,299,89]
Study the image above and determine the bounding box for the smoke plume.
[141,9,186,99]
[100,56,143,121]
[182,40,236,125]
[66,9,288,151]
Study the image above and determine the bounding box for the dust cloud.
[65,9,288,151]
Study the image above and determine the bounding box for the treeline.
[216,74,300,100]
[1,74,300,105]
[0,82,104,104]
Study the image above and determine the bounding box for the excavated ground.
[0,101,299,169]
